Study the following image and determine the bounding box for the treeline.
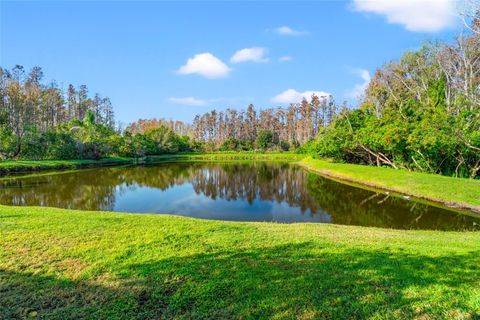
[126,118,192,137]
[191,97,337,151]
[2,64,324,161]
[0,66,192,160]
[0,66,117,159]
[0,66,115,131]
[4,20,479,176]
[125,97,338,152]
[309,30,480,178]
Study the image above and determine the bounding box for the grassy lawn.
[300,157,480,213]
[1,206,479,319]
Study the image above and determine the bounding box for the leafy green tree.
[279,140,290,151]
[0,111,16,160]
[144,126,181,154]
[44,130,80,160]
[256,130,273,151]
[311,31,480,178]
[220,137,239,151]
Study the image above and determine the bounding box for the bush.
[279,140,291,152]
[220,137,239,151]
[45,131,80,160]
[256,130,273,151]
[18,129,47,160]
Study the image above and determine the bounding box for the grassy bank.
[145,152,305,163]
[1,205,479,319]
[300,157,480,213]
[0,153,303,175]
[0,157,132,175]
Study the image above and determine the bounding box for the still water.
[1,162,478,230]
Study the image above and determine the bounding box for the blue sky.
[0,1,462,124]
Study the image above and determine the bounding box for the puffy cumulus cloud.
[230,47,269,63]
[347,68,371,99]
[278,56,293,62]
[271,89,330,104]
[177,53,231,79]
[168,96,207,106]
[275,26,306,36]
[351,0,456,32]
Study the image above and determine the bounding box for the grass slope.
[1,206,479,319]
[300,157,480,213]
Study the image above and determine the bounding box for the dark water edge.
[0,162,479,231]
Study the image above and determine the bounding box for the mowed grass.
[1,205,479,319]
[300,157,480,212]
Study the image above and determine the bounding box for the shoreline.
[0,153,302,176]
[2,153,479,214]
[298,157,480,214]
[0,157,133,175]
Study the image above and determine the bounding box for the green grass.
[0,153,303,175]
[300,157,480,212]
[145,152,305,163]
[0,157,132,175]
[1,205,479,319]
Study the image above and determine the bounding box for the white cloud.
[278,56,293,62]
[351,0,456,32]
[231,47,269,63]
[177,53,231,79]
[272,89,330,104]
[168,97,207,106]
[275,26,306,36]
[347,68,371,99]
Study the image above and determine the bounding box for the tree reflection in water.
[1,162,478,230]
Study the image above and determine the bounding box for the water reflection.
[0,162,478,230]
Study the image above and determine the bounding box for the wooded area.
[1,19,479,178]
[308,29,480,178]
[190,97,337,147]
[0,66,116,159]
[126,97,338,151]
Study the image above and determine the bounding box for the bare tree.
[459,0,480,34]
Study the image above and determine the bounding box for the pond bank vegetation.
[300,157,480,213]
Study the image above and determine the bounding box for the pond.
[1,162,479,230]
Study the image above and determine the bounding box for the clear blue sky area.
[0,1,460,124]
